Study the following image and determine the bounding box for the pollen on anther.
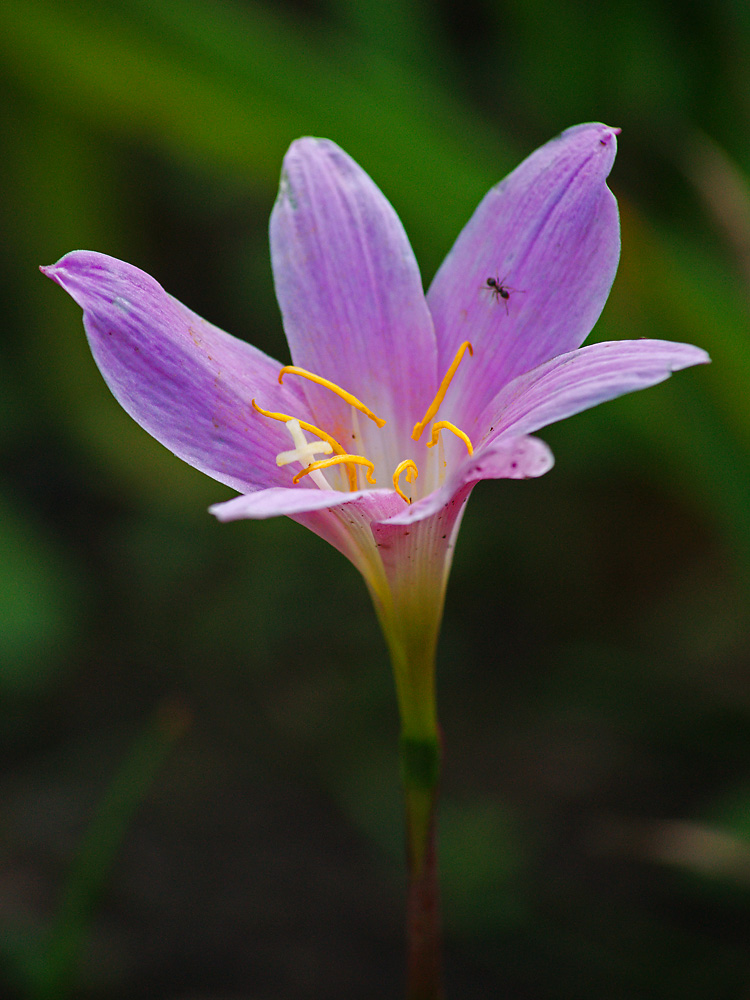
[393,459,418,504]
[278,366,385,427]
[427,421,473,456]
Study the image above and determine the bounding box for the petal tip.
[683,345,711,368]
[39,250,110,286]
[557,122,620,167]
[40,254,77,282]
[284,135,340,166]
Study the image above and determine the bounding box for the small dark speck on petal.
[511,461,518,469]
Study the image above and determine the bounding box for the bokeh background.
[2,1,750,997]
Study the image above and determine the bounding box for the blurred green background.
[2,0,750,997]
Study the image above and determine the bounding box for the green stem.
[363,537,451,999]
[402,736,444,1000]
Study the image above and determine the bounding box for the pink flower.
[42,124,708,727]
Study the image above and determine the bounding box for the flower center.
[253,341,474,503]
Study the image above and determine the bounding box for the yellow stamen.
[392,459,419,504]
[412,341,473,441]
[293,454,377,486]
[278,366,386,428]
[252,399,357,490]
[426,420,474,456]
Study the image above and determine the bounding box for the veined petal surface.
[478,339,710,441]
[427,123,621,429]
[382,435,555,527]
[210,485,396,522]
[42,252,308,494]
[270,138,437,453]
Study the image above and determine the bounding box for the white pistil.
[277,419,332,489]
[350,409,362,488]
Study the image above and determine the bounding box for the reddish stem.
[404,766,444,999]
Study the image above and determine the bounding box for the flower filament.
[411,341,473,442]
[426,421,473,456]
[294,454,377,485]
[278,365,386,427]
[393,460,418,504]
[254,343,475,503]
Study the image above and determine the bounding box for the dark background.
[2,1,750,997]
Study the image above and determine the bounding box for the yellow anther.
[278,366,386,428]
[293,454,377,487]
[251,399,357,490]
[392,459,419,504]
[426,421,474,456]
[412,341,473,441]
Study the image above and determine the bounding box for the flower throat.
[252,341,474,503]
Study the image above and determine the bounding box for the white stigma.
[276,419,332,489]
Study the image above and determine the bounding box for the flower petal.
[427,123,621,428]
[381,435,555,527]
[211,485,406,590]
[42,251,308,494]
[369,485,474,692]
[270,138,437,456]
[209,485,396,521]
[291,490,405,587]
[478,339,711,440]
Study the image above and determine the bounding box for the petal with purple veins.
[211,486,407,589]
[210,484,397,522]
[381,435,555,527]
[477,339,711,441]
[427,123,621,429]
[42,251,307,494]
[270,138,437,450]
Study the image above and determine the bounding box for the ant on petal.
[484,275,524,315]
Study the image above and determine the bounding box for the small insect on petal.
[485,275,524,315]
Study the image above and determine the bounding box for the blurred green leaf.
[440,797,529,935]
[0,0,508,261]
[0,492,82,694]
[5,703,190,1000]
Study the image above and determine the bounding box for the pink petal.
[427,123,621,429]
[369,486,473,672]
[367,439,554,694]
[477,339,711,441]
[270,138,437,453]
[209,485,396,521]
[42,252,308,494]
[212,486,406,585]
[291,491,404,583]
[381,435,555,527]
